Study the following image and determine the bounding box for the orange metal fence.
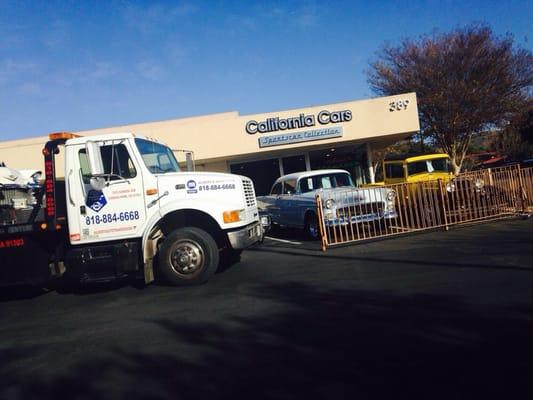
[316,165,532,251]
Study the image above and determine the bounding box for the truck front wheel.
[158,227,219,285]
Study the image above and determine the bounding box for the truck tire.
[304,212,320,240]
[158,227,219,286]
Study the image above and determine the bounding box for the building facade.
[0,93,419,195]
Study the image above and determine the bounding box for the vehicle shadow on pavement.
[2,282,533,399]
[0,285,50,302]
[250,245,533,273]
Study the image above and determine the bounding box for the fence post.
[516,164,526,214]
[315,194,327,252]
[438,179,449,230]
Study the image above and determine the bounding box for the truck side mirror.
[85,141,105,176]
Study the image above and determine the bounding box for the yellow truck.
[379,153,454,185]
[369,153,493,227]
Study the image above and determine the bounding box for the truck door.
[65,139,147,244]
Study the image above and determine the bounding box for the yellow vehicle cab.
[381,153,454,185]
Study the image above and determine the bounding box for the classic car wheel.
[304,213,320,240]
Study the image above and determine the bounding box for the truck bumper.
[227,221,264,249]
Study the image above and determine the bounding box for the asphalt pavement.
[2,218,533,399]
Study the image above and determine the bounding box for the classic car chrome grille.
[337,201,384,218]
[241,178,256,207]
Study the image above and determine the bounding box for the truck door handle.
[67,169,75,206]
[147,191,169,208]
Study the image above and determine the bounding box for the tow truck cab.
[0,132,264,286]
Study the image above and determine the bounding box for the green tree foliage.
[368,25,533,173]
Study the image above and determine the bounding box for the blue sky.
[1,0,531,140]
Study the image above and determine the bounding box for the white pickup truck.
[0,132,264,286]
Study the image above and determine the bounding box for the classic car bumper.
[227,220,265,249]
[325,209,397,227]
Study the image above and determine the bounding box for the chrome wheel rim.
[169,239,205,276]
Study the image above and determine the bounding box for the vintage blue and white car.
[257,169,397,239]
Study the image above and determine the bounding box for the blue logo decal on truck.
[186,180,197,194]
[86,190,107,212]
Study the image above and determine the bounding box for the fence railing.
[316,165,532,251]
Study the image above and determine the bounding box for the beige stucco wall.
[0,93,419,174]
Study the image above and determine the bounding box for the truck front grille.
[241,179,256,208]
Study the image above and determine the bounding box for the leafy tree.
[513,97,533,145]
[495,98,533,160]
[368,25,533,173]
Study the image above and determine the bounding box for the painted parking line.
[265,236,303,245]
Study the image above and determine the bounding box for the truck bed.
[0,181,66,286]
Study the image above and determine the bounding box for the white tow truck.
[0,132,264,286]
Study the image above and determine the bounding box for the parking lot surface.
[2,218,533,399]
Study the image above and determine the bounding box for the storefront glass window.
[309,145,368,186]
[230,158,280,196]
[281,155,306,175]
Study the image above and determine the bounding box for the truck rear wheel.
[158,227,219,286]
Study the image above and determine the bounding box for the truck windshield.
[430,157,452,172]
[135,138,180,174]
[407,158,451,176]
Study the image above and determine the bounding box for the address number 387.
[389,99,410,112]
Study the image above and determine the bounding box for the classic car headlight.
[446,181,456,193]
[474,178,485,190]
[386,189,396,202]
[325,199,335,209]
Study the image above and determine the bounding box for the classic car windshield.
[299,173,354,193]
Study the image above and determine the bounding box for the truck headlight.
[325,199,335,209]
[223,209,244,223]
[386,189,396,202]
[474,178,484,190]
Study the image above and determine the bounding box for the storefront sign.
[258,127,343,148]
[246,109,351,134]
